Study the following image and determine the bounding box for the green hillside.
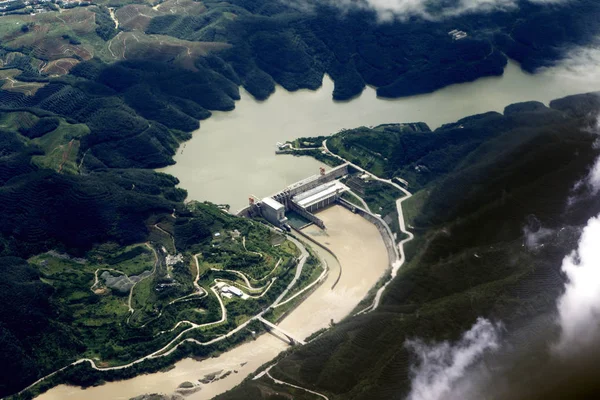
[215,96,600,399]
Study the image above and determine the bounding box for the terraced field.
[116,0,207,31]
[29,119,90,173]
[0,68,47,95]
[40,58,80,77]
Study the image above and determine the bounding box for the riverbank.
[35,206,390,400]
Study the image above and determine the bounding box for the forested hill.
[217,95,600,399]
[185,0,600,100]
[0,0,600,105]
[0,55,241,395]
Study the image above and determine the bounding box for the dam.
[242,162,401,275]
[239,163,353,230]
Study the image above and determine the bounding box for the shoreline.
[32,204,394,400]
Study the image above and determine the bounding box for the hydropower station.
[239,163,354,230]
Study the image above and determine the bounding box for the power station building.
[243,164,353,230]
[260,197,287,227]
[292,181,346,213]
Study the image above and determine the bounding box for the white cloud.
[566,112,600,203]
[405,318,502,400]
[554,213,600,355]
[585,158,600,195]
[322,0,517,21]
[541,44,600,82]
[316,0,567,22]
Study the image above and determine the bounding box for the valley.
[2,0,600,399]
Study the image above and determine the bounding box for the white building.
[448,29,468,40]
[292,181,347,213]
[261,197,287,227]
[221,285,243,297]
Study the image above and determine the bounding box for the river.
[37,58,600,400]
[160,60,600,212]
[37,206,388,400]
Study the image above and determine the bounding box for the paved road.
[347,188,371,211]
[254,365,329,400]
[273,260,328,309]
[243,236,264,258]
[15,237,309,397]
[144,253,209,329]
[127,243,159,319]
[212,271,272,292]
[211,258,282,289]
[272,234,308,307]
[152,224,176,252]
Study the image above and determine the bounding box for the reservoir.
[37,58,600,400]
[160,60,600,212]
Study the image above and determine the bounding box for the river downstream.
[37,207,388,400]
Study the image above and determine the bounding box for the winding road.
[273,258,328,309]
[126,243,160,322]
[242,236,264,258]
[272,235,309,307]
[253,365,329,400]
[153,224,176,252]
[16,235,311,398]
[346,188,371,212]
[166,251,207,305]
[89,268,132,293]
[19,141,413,399]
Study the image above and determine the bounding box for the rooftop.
[222,285,244,297]
[293,181,347,209]
[262,197,285,211]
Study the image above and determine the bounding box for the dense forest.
[2,0,600,398]
[216,95,600,399]
[144,0,600,100]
